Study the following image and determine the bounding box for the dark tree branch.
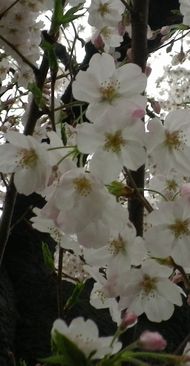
[128,0,149,236]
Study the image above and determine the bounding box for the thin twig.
[123,167,153,214]
[0,0,19,20]
[0,34,38,74]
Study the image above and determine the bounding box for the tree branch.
[128,0,149,236]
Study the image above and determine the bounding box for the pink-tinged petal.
[132,108,145,119]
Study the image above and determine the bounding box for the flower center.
[104,130,126,153]
[109,234,126,255]
[101,26,111,39]
[98,2,110,16]
[168,219,190,239]
[141,274,157,295]
[73,176,92,196]
[19,148,38,168]
[164,130,184,151]
[166,179,178,192]
[95,289,106,304]
[100,80,119,103]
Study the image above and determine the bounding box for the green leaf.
[28,82,45,109]
[60,4,85,27]
[64,282,85,310]
[42,242,55,272]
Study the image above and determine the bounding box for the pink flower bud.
[139,331,167,351]
[121,311,138,330]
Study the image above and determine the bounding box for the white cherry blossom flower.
[119,260,184,322]
[52,317,122,359]
[0,131,51,195]
[84,225,146,269]
[145,198,190,267]
[88,0,125,29]
[148,172,183,201]
[72,52,147,122]
[77,118,146,183]
[147,110,190,175]
[43,168,110,234]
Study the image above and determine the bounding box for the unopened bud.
[121,311,138,330]
[139,331,167,351]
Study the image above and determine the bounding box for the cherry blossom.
[88,0,125,30]
[147,110,190,175]
[0,131,51,195]
[119,260,184,322]
[43,168,110,234]
[77,117,146,183]
[145,198,190,267]
[52,317,122,359]
[72,52,147,122]
[83,225,146,269]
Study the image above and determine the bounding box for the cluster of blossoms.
[2,0,190,363]
[0,0,53,86]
